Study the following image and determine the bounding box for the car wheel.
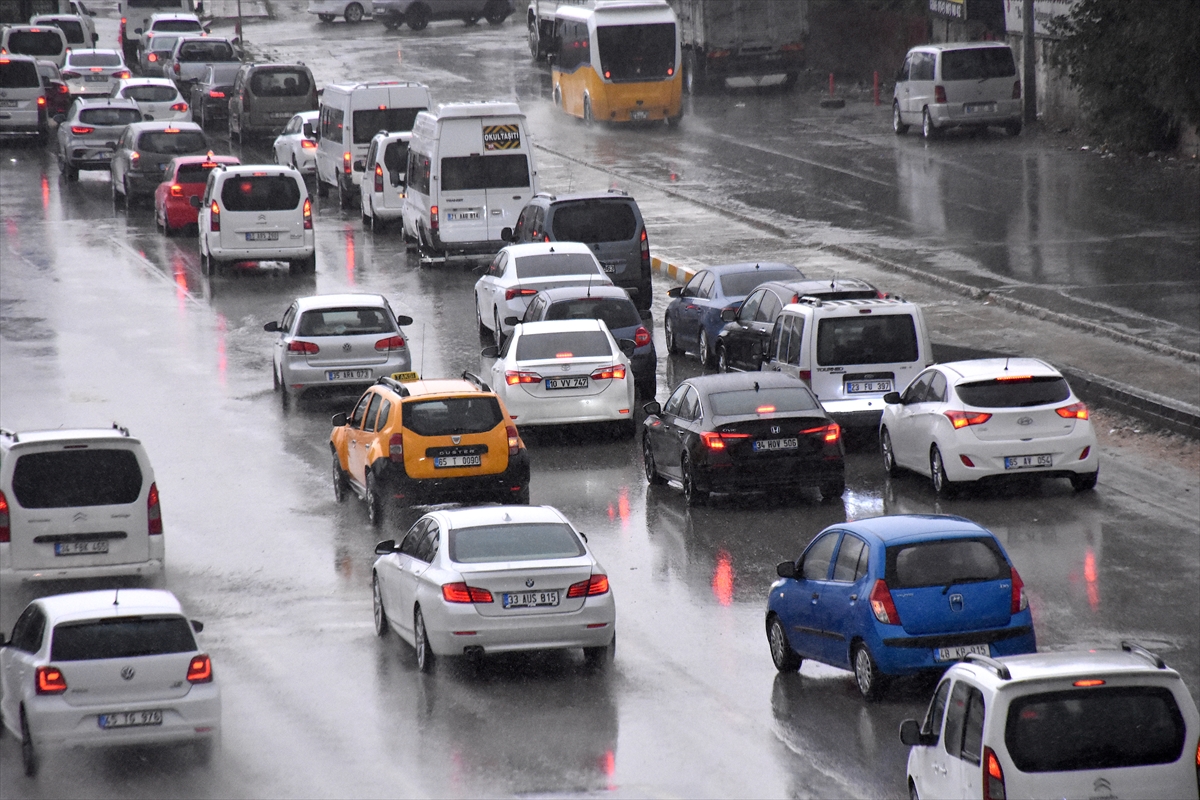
[716,344,729,373]
[922,108,939,140]
[880,427,899,476]
[583,630,615,670]
[280,382,291,412]
[272,364,280,392]
[893,101,909,135]
[365,471,384,527]
[583,96,594,125]
[1070,468,1099,492]
[361,202,370,227]
[768,615,802,672]
[484,0,508,25]
[414,607,435,672]
[476,297,490,339]
[615,418,636,440]
[194,735,215,765]
[664,315,681,355]
[643,434,666,485]
[698,328,713,367]
[372,573,389,636]
[406,2,430,30]
[854,643,887,700]
[635,374,655,399]
[493,310,504,349]
[199,248,211,276]
[1005,120,1023,136]
[819,478,845,502]
[332,453,348,503]
[20,707,37,778]
[930,445,955,497]
[681,453,707,506]
[344,2,363,23]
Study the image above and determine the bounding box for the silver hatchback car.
[264,294,414,407]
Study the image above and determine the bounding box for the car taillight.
[504,287,538,301]
[146,482,162,535]
[116,70,131,80]
[374,335,405,351]
[287,340,319,354]
[36,666,67,695]
[37,96,45,107]
[208,89,224,98]
[1010,566,1028,613]
[944,410,992,429]
[302,197,312,230]
[1012,80,1021,100]
[388,433,403,462]
[800,422,841,443]
[186,654,212,683]
[983,747,1006,800]
[1055,402,1089,420]
[590,365,626,380]
[430,204,438,232]
[170,101,187,112]
[567,574,609,598]
[505,370,542,385]
[147,53,157,62]
[343,151,352,174]
[633,326,651,347]
[210,200,219,231]
[173,62,180,75]
[869,579,901,625]
[700,431,750,450]
[506,424,520,455]
[0,489,9,543]
[70,125,94,134]
[301,139,316,149]
[934,84,947,103]
[170,183,183,197]
[130,151,140,166]
[442,582,494,603]
[374,163,383,192]
[640,228,650,271]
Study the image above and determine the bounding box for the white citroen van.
[314,79,431,210]
[893,42,1023,139]
[759,297,932,429]
[402,101,537,260]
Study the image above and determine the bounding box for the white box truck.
[670,0,809,93]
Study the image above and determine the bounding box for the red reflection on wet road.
[1084,546,1099,611]
[41,176,49,209]
[712,549,734,606]
[172,255,188,310]
[345,234,356,285]
[600,748,616,790]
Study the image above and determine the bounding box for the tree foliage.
[1049,0,1200,151]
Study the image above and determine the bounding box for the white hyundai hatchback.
[879,358,1099,496]
[0,589,220,777]
[371,505,616,673]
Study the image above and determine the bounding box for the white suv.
[0,426,164,587]
[900,645,1200,800]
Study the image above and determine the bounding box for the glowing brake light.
[147,481,162,535]
[343,151,352,174]
[590,365,626,380]
[1073,679,1105,687]
[163,128,180,133]
[982,747,1006,800]
[148,53,158,62]
[36,666,67,695]
[301,139,317,149]
[0,489,8,543]
[302,197,312,230]
[115,70,130,79]
[869,579,901,625]
[945,410,992,429]
[169,183,183,197]
[430,204,438,232]
[374,335,405,351]
[504,287,538,301]
[208,89,224,98]
[506,424,521,455]
[36,96,45,107]
[442,583,494,603]
[995,374,1033,382]
[505,370,542,385]
[186,655,212,683]
[755,405,776,414]
[374,162,383,192]
[287,340,319,354]
[700,431,750,450]
[567,574,609,597]
[209,199,219,231]
[640,227,650,271]
[70,125,94,134]
[802,423,842,443]
[1055,402,1089,420]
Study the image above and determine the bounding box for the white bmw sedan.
[484,319,637,438]
[372,505,616,672]
[879,358,1099,495]
[0,589,220,777]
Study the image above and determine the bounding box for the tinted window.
[961,688,985,764]
[402,396,504,437]
[922,680,951,741]
[801,533,837,581]
[941,47,1016,80]
[249,68,311,97]
[137,130,207,154]
[69,52,122,67]
[543,297,640,329]
[513,252,602,279]
[46,19,84,43]
[220,175,301,211]
[785,316,803,364]
[928,371,948,403]
[383,140,407,174]
[296,307,393,336]
[12,449,143,508]
[955,376,1071,408]
[149,35,180,53]
[831,535,867,582]
[681,271,706,298]
[707,386,821,416]
[816,314,918,366]
[441,153,530,191]
[0,60,40,87]
[550,202,637,243]
[1006,686,1186,772]
[677,386,699,420]
[176,162,221,183]
[414,527,439,562]
[756,291,781,323]
[178,41,236,61]
[362,393,382,433]
[50,616,197,661]
[6,31,63,56]
[10,606,46,654]
[79,107,142,126]
[886,537,1008,589]
[449,523,585,563]
[408,151,430,194]
[719,269,801,297]
[352,107,420,143]
[516,330,613,361]
[153,19,202,32]
[595,23,675,82]
[912,51,935,81]
[124,85,177,102]
[943,681,972,759]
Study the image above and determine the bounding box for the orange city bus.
[550,0,682,126]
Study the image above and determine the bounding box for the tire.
[361,203,370,228]
[716,344,730,373]
[528,20,545,62]
[819,479,845,502]
[484,0,508,25]
[1070,468,1098,492]
[930,445,955,498]
[909,780,921,800]
[476,297,489,339]
[124,180,136,212]
[194,736,215,765]
[880,427,899,476]
[583,96,594,125]
[583,631,615,670]
[922,108,939,140]
[664,315,681,355]
[20,707,37,778]
[493,311,504,349]
[681,453,707,506]
[1005,120,1023,137]
[698,328,713,367]
[200,248,212,276]
[616,418,636,440]
[854,643,887,700]
[316,177,329,198]
[280,382,291,412]
[372,573,389,636]
[366,471,384,527]
[768,615,802,672]
[892,101,909,135]
[332,453,348,503]
[272,364,280,392]
[643,434,665,485]
[635,374,655,399]
[406,2,430,30]
[64,163,79,182]
[414,607,435,672]
[344,2,363,23]
[684,50,706,96]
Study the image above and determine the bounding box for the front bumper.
[379,449,530,505]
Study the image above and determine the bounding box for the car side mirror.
[374,540,397,555]
[0,633,7,647]
[504,316,519,327]
[776,560,798,579]
[500,226,513,242]
[53,113,66,124]
[189,196,201,208]
[91,32,98,43]
[618,339,636,358]
[883,391,902,404]
[263,320,280,332]
[190,619,204,633]
[353,160,365,172]
[302,122,314,138]
[667,286,681,298]
[899,719,934,747]
[331,412,348,427]
[396,315,413,326]
[643,401,661,417]
[134,27,143,34]
[480,345,499,359]
[720,307,737,322]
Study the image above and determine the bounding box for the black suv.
[508,189,653,310]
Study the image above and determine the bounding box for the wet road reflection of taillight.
[1084,546,1100,612]
[712,548,734,607]
[345,234,356,285]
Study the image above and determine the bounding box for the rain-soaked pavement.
[1,8,1198,799]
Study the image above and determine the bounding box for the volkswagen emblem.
[949,593,964,612]
[770,425,780,435]
[342,343,352,352]
[120,666,136,681]
[451,435,462,445]
[525,579,535,588]
[1017,416,1034,426]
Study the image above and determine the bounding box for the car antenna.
[754,381,760,392]
[1004,357,1010,372]
[113,588,119,606]
[587,273,593,297]
[419,322,426,378]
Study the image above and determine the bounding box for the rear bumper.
[281,350,410,395]
[424,594,615,657]
[504,387,634,427]
[428,231,506,257]
[380,450,530,505]
[870,622,1036,676]
[0,557,163,585]
[940,429,1099,482]
[929,100,1022,128]
[26,684,220,750]
[696,457,844,492]
[821,398,887,429]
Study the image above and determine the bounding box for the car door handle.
[849,594,858,601]
[811,592,820,600]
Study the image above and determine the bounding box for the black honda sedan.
[641,372,845,505]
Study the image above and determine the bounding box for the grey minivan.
[893,42,1022,139]
[227,63,318,142]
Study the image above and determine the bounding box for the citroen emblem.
[1017,416,1033,426]
[525,579,535,588]
[342,343,352,352]
[73,511,87,522]
[949,593,964,612]
[257,214,266,222]
[451,435,461,445]
[1093,777,1112,795]
[120,666,136,681]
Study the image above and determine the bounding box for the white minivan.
[402,101,537,260]
[314,79,431,210]
[758,297,933,429]
[892,42,1023,139]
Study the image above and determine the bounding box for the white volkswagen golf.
[371,505,616,672]
[0,589,220,776]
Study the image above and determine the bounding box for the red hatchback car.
[154,153,240,235]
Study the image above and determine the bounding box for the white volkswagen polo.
[371,505,616,672]
[0,589,220,776]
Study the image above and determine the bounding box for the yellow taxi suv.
[330,373,530,525]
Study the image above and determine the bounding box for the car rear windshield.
[942,47,1016,80]
[816,314,919,366]
[596,23,676,82]
[123,84,177,102]
[550,201,637,243]
[137,129,207,154]
[11,449,143,509]
[153,20,202,32]
[352,107,420,143]
[51,616,196,661]
[449,523,586,564]
[176,162,221,182]
[513,253,602,279]
[220,175,301,211]
[402,396,504,437]
[0,60,40,88]
[250,69,311,98]
[47,20,85,44]
[441,154,530,191]
[1005,686,1185,772]
[69,52,122,67]
[885,537,1008,589]
[708,386,822,416]
[515,330,613,361]
[296,307,393,336]
[719,269,802,297]
[6,31,63,56]
[79,106,142,126]
[178,41,236,62]
[544,297,640,330]
[149,35,180,53]
[955,376,1071,408]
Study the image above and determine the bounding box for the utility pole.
[1023,0,1036,123]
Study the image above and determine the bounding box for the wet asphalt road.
[1,11,1198,799]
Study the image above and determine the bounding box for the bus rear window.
[596,23,675,82]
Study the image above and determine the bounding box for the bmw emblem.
[120,666,136,681]
[525,579,535,588]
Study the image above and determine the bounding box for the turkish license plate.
[846,380,892,394]
[1004,454,1053,470]
[753,437,798,451]
[935,643,989,662]
[503,590,560,609]
[964,102,996,114]
[326,369,370,381]
[55,540,109,556]
[85,75,108,82]
[98,709,163,729]
[600,262,619,273]
[630,110,649,121]
[0,100,17,108]
[446,210,479,221]
[271,111,291,118]
[245,231,279,241]
[545,377,588,390]
[434,455,481,468]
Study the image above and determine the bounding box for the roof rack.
[0,428,17,442]
[376,376,409,397]
[796,295,823,307]
[606,187,628,196]
[111,422,130,437]
[461,371,491,393]
[1121,641,1166,669]
[962,653,1012,680]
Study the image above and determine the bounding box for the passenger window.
[398,520,427,557]
[831,534,867,582]
[529,207,545,239]
[756,291,781,323]
[10,605,46,654]
[663,384,688,416]
[697,272,715,299]
[361,394,382,433]
[786,316,805,365]
[377,400,391,430]
[680,387,701,421]
[943,681,971,759]
[903,372,934,404]
[921,679,951,742]
[898,54,911,82]
[349,393,371,428]
[769,315,790,362]
[415,526,439,563]
[738,291,763,322]
[514,207,531,241]
[280,304,297,332]
[960,689,985,765]
[681,271,706,299]
[928,372,947,404]
[800,533,838,581]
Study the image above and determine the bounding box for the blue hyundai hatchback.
[765,514,1035,699]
